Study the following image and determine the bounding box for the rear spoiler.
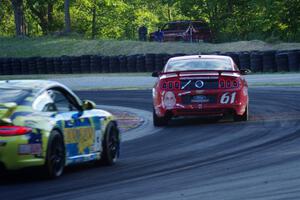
[152,70,241,77]
[0,102,17,124]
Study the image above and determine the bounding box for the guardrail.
[0,50,299,75]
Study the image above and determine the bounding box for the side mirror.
[82,100,96,110]
[240,69,251,75]
[152,71,160,77]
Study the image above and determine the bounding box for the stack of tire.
[261,50,276,72]
[287,50,300,72]
[54,57,62,74]
[20,58,29,75]
[119,56,127,72]
[145,54,155,72]
[154,54,164,71]
[28,57,39,74]
[275,51,289,72]
[250,51,263,72]
[109,56,120,73]
[101,56,110,73]
[36,57,47,74]
[127,55,137,72]
[80,55,91,73]
[136,54,146,72]
[46,57,55,74]
[71,56,81,74]
[238,52,250,70]
[91,55,102,73]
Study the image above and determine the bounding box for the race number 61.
[220,92,236,104]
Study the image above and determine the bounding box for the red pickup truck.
[149,20,213,42]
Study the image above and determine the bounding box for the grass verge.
[0,37,299,57]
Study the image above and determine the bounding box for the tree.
[64,0,71,33]
[11,0,25,36]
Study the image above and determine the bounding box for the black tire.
[45,130,65,178]
[234,105,249,122]
[100,122,120,166]
[153,108,168,127]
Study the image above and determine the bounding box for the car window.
[33,91,56,112]
[163,22,189,31]
[165,58,233,72]
[33,89,78,112]
[48,90,77,112]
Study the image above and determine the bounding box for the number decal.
[220,92,236,104]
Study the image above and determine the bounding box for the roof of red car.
[169,55,233,62]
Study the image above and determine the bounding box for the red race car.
[152,55,250,126]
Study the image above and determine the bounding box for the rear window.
[163,22,189,31]
[165,58,233,72]
[0,88,30,104]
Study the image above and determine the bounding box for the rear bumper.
[156,103,246,118]
[0,135,45,170]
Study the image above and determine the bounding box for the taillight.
[160,81,180,90]
[0,126,32,137]
[219,78,240,89]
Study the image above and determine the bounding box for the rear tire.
[99,122,120,166]
[153,108,168,127]
[45,130,65,178]
[234,105,249,122]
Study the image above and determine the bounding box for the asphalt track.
[1,87,300,200]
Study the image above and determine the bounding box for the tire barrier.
[109,56,120,73]
[28,57,39,74]
[262,50,276,72]
[154,54,164,71]
[46,57,55,74]
[127,55,137,72]
[80,55,91,73]
[239,52,250,70]
[287,51,300,72]
[1,50,300,75]
[37,57,47,74]
[91,55,102,73]
[145,54,155,72]
[54,57,62,74]
[20,58,29,75]
[101,56,110,73]
[275,53,289,72]
[250,52,263,72]
[136,54,146,72]
[119,56,128,72]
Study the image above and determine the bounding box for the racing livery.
[0,80,120,178]
[152,55,249,126]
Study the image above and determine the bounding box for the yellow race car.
[0,80,120,178]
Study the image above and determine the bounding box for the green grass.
[0,36,300,57]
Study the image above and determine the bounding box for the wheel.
[45,130,65,178]
[234,105,249,122]
[100,122,120,166]
[153,108,168,127]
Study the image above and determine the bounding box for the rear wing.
[152,70,241,77]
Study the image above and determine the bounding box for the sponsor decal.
[18,144,42,155]
[163,91,176,109]
[195,80,204,89]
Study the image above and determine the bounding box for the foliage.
[0,0,299,42]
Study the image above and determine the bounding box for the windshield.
[0,88,31,104]
[165,58,233,72]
